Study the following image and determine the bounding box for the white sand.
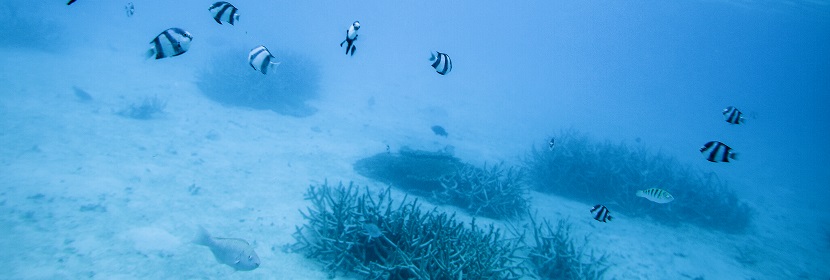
[1,46,827,280]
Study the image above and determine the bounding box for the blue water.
[1,1,828,279]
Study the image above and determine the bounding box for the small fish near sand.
[431,125,448,137]
[700,141,738,163]
[194,227,260,271]
[145,28,193,60]
[209,2,240,25]
[636,188,674,203]
[548,137,555,151]
[72,86,92,102]
[590,204,613,223]
[363,223,383,239]
[248,45,280,74]
[723,106,746,125]
[429,51,452,75]
[340,21,360,56]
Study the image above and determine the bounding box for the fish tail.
[635,190,644,197]
[607,216,613,221]
[144,48,156,60]
[729,152,738,161]
[194,226,212,246]
[429,51,436,61]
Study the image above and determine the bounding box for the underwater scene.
[1,1,828,279]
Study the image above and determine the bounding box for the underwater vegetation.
[527,216,610,280]
[291,181,527,279]
[196,48,321,117]
[524,129,754,233]
[117,96,166,120]
[354,146,530,219]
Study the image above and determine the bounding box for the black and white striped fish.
[636,188,674,203]
[340,21,360,56]
[590,204,613,223]
[209,2,240,25]
[700,141,738,162]
[145,28,193,60]
[125,2,134,17]
[548,138,555,151]
[723,106,746,124]
[429,51,452,75]
[248,45,281,75]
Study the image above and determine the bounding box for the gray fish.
[636,188,674,203]
[363,223,382,238]
[194,227,260,271]
[431,125,448,137]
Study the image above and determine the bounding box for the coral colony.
[291,182,610,279]
[524,129,753,233]
[354,146,529,219]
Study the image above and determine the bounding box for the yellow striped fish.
[636,188,674,203]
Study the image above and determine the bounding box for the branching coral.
[354,147,529,219]
[524,129,753,233]
[527,215,610,280]
[435,163,529,219]
[291,181,527,279]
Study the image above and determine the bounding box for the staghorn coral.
[435,163,529,219]
[354,146,529,219]
[196,48,320,117]
[291,181,527,279]
[524,129,753,233]
[527,215,610,280]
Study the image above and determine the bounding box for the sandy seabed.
[0,48,827,280]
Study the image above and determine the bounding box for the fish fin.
[729,152,738,161]
[67,0,76,5]
[607,216,613,222]
[350,45,356,56]
[194,226,212,246]
[144,48,156,60]
[739,117,747,124]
